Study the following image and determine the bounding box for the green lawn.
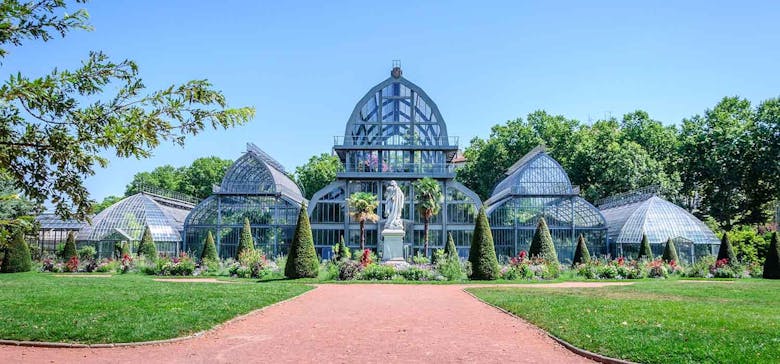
[0,273,311,344]
[468,280,780,364]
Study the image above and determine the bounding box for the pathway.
[0,282,626,363]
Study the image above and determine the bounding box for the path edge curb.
[0,284,317,349]
[462,288,638,364]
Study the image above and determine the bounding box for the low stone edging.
[462,288,638,364]
[0,285,317,349]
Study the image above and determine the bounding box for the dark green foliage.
[236,217,254,259]
[717,232,737,264]
[445,232,458,259]
[637,233,653,261]
[467,207,499,280]
[200,231,218,262]
[662,238,679,263]
[138,226,157,258]
[285,204,319,278]
[1,230,32,273]
[333,235,350,261]
[529,217,558,262]
[62,231,77,260]
[763,232,779,279]
[572,234,591,266]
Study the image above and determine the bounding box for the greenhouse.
[486,146,608,262]
[598,187,719,263]
[76,190,194,258]
[33,214,83,252]
[308,64,482,258]
[183,143,304,259]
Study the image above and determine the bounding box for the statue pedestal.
[381,229,405,263]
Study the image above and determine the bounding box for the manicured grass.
[468,280,780,364]
[0,272,311,344]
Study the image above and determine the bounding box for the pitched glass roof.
[217,143,304,203]
[35,213,83,230]
[489,146,574,200]
[77,193,190,242]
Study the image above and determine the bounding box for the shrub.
[360,264,395,280]
[319,261,339,280]
[505,251,559,280]
[717,232,737,264]
[200,231,218,263]
[360,249,373,267]
[235,217,254,259]
[637,233,653,261]
[55,242,65,260]
[332,235,350,261]
[662,238,679,263]
[239,249,270,279]
[285,204,319,278]
[78,246,96,261]
[764,232,779,279]
[40,257,56,272]
[445,232,458,259]
[467,206,500,280]
[1,230,32,273]
[436,254,466,281]
[412,252,430,265]
[27,242,42,261]
[138,226,158,259]
[398,266,432,281]
[338,260,363,280]
[572,234,590,266]
[647,259,669,278]
[114,241,131,260]
[684,256,716,278]
[529,217,558,262]
[120,253,133,274]
[62,231,78,261]
[170,253,196,276]
[65,256,79,272]
[95,259,119,273]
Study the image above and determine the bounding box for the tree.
[0,1,254,223]
[572,234,590,266]
[347,192,378,251]
[413,177,442,257]
[445,232,458,259]
[468,207,499,280]
[92,195,122,214]
[182,157,233,198]
[125,165,186,196]
[200,231,218,262]
[763,232,779,279]
[662,238,679,263]
[529,217,558,262]
[637,233,653,261]
[235,217,254,259]
[137,225,157,258]
[294,153,343,199]
[285,204,319,278]
[1,230,32,273]
[717,232,737,264]
[62,230,77,260]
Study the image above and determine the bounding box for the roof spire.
[391,60,402,78]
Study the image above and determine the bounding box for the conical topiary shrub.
[1,230,32,273]
[717,232,736,264]
[285,203,319,278]
[120,241,131,257]
[763,232,779,279]
[571,234,591,267]
[662,237,679,263]
[333,235,350,261]
[637,233,653,261]
[62,231,77,260]
[235,217,254,259]
[445,232,458,259]
[529,217,558,263]
[468,206,500,280]
[200,231,218,262]
[138,226,158,259]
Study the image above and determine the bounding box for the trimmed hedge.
[764,232,779,279]
[137,226,158,258]
[62,231,77,260]
[467,206,499,280]
[445,232,458,259]
[200,231,218,262]
[529,217,558,262]
[1,230,32,273]
[285,204,319,278]
[717,232,736,264]
[662,238,679,263]
[637,233,653,261]
[236,217,254,259]
[572,234,590,266]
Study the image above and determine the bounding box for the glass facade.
[76,193,193,257]
[183,143,304,259]
[599,193,719,263]
[309,67,481,259]
[486,147,608,263]
[34,214,83,252]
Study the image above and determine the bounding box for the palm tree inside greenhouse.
[414,177,443,257]
[347,192,379,251]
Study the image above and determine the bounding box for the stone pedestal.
[381,229,405,263]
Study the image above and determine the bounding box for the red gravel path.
[0,284,614,363]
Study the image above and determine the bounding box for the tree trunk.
[360,219,365,251]
[424,217,429,257]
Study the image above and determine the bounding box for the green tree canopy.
[92,195,122,214]
[347,192,379,251]
[414,177,442,257]
[124,156,233,199]
[0,1,254,223]
[294,153,343,199]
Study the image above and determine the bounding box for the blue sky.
[4,1,779,202]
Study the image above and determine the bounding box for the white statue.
[384,180,405,231]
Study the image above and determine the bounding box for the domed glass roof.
[218,143,304,202]
[491,146,573,197]
[600,195,719,246]
[77,193,190,242]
